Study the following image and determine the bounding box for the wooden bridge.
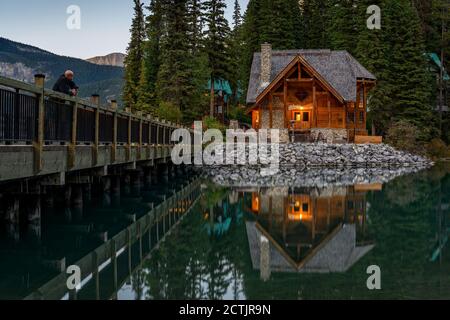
[0,74,182,184]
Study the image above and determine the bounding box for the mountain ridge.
[0,37,124,104]
[87,53,125,67]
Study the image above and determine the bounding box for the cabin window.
[294,112,301,121]
[348,201,354,210]
[335,113,344,125]
[347,112,355,123]
[359,90,365,108]
[253,111,260,128]
[359,111,365,123]
[302,203,309,212]
[302,112,310,122]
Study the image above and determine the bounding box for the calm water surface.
[0,164,449,300]
[119,163,450,300]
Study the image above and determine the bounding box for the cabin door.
[293,111,311,130]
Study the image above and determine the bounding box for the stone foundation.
[200,143,434,187]
[311,128,348,144]
[259,108,290,143]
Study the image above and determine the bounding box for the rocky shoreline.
[199,143,433,187]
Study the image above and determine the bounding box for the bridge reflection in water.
[0,174,200,300]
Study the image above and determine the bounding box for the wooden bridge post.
[154,121,159,158]
[111,100,118,163]
[126,108,132,162]
[68,101,78,169]
[163,123,167,151]
[138,112,143,160]
[91,251,100,300]
[91,95,100,166]
[110,239,118,299]
[138,221,143,260]
[126,227,132,276]
[147,115,152,159]
[148,203,154,250]
[34,74,45,173]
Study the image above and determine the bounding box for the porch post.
[284,78,288,128]
[313,80,317,127]
[269,92,273,128]
[327,92,331,127]
[363,81,367,132]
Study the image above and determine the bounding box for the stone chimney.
[260,43,272,88]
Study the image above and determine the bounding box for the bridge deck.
[0,75,185,183]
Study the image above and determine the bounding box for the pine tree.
[187,0,205,53]
[265,0,299,49]
[300,0,332,48]
[328,0,359,52]
[203,0,231,117]
[156,0,195,112]
[384,0,434,139]
[232,0,242,29]
[355,0,391,135]
[123,0,146,110]
[355,0,435,138]
[240,0,302,99]
[138,0,164,111]
[241,0,263,96]
[229,0,243,103]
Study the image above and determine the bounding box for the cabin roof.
[246,50,376,104]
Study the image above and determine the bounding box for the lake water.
[0,164,449,300]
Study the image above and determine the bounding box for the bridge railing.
[0,74,181,172]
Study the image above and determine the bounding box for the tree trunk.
[210,77,215,118]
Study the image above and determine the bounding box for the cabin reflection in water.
[246,184,379,273]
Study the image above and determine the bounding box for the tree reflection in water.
[123,164,450,300]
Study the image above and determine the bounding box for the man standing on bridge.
[52,70,79,96]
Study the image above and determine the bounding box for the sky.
[0,0,248,59]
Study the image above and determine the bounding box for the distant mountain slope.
[0,37,124,103]
[87,53,125,67]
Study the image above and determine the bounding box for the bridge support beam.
[0,196,20,241]
[23,195,41,240]
[157,163,169,183]
[111,175,121,196]
[40,172,66,187]
[143,167,152,185]
[71,185,83,208]
[101,176,111,193]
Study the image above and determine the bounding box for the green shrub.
[426,138,450,160]
[385,120,423,154]
[228,105,251,125]
[155,101,183,123]
[203,116,226,132]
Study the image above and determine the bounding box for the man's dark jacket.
[52,75,78,96]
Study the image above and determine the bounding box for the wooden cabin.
[246,44,377,143]
[207,78,233,123]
